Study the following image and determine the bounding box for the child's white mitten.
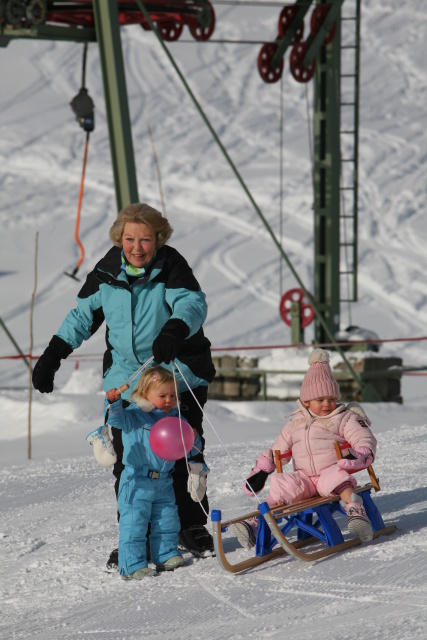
[86,426,117,467]
[187,462,209,501]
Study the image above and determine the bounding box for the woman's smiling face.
[121,222,156,268]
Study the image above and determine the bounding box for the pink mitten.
[337,446,373,472]
[243,453,276,496]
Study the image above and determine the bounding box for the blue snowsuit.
[107,398,200,576]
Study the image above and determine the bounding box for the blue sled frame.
[211,484,397,573]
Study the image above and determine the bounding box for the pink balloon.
[149,417,194,461]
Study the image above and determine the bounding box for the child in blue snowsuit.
[105,366,203,580]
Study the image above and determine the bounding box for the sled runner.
[211,443,397,573]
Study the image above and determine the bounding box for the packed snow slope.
[1,375,427,640]
[0,0,426,638]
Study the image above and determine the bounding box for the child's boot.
[232,518,258,549]
[341,493,373,542]
[121,567,156,580]
[156,555,185,572]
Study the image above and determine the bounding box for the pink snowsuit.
[257,401,377,506]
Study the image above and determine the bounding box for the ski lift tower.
[0,0,215,211]
[257,0,360,345]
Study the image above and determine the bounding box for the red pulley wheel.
[257,42,284,84]
[188,2,215,41]
[289,41,316,83]
[310,4,337,46]
[279,288,315,328]
[278,6,304,43]
[156,20,183,42]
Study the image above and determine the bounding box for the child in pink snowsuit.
[233,349,377,548]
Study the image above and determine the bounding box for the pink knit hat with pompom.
[300,349,340,402]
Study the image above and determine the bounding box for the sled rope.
[122,355,154,389]
[108,357,263,519]
[170,361,210,519]
[172,360,262,509]
[105,356,155,408]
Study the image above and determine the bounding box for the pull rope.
[66,42,95,282]
[105,356,155,408]
[118,356,155,394]
[171,361,210,520]
[65,131,89,281]
[110,357,212,519]
[172,360,263,515]
[72,131,90,271]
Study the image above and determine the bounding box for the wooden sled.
[211,444,397,574]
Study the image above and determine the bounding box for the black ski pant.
[111,385,209,531]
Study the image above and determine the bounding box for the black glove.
[32,336,73,393]
[245,470,269,493]
[152,319,189,364]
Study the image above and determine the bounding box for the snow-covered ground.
[1,0,426,638]
[1,378,426,640]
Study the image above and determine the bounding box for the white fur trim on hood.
[133,397,156,412]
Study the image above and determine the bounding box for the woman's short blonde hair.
[130,365,176,403]
[109,203,173,249]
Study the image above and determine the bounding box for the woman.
[32,203,216,563]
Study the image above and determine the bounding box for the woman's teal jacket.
[56,245,215,396]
